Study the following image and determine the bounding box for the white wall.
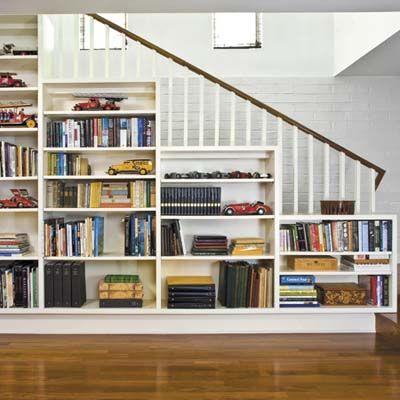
[334,12,400,75]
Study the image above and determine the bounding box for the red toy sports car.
[223,201,273,216]
[0,189,38,208]
[0,72,26,87]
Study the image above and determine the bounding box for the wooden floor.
[0,328,400,400]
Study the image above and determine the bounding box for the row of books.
[0,142,38,177]
[167,276,215,309]
[47,181,156,208]
[99,275,144,308]
[161,187,221,215]
[0,262,38,308]
[161,220,185,256]
[0,233,31,257]
[45,261,86,307]
[359,275,390,306]
[279,275,318,308]
[46,153,90,176]
[123,214,156,256]
[44,217,104,257]
[46,117,155,148]
[280,220,392,252]
[218,261,273,308]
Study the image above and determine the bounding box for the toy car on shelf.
[0,189,38,208]
[72,93,128,111]
[222,201,273,216]
[107,159,153,176]
[0,43,38,56]
[163,171,272,180]
[0,102,37,128]
[0,72,27,87]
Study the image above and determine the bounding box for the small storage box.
[316,283,367,305]
[287,256,338,271]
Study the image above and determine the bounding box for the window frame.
[79,14,128,51]
[212,13,262,50]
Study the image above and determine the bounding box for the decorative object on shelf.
[191,235,228,256]
[230,238,265,256]
[0,189,37,208]
[46,117,155,148]
[47,153,90,176]
[0,43,38,56]
[0,72,27,87]
[0,261,38,308]
[72,93,128,111]
[280,220,392,252]
[45,261,86,308]
[340,256,391,274]
[0,233,30,257]
[358,275,390,306]
[167,276,216,309]
[0,141,38,177]
[222,201,273,216]
[287,256,338,272]
[107,159,153,176]
[161,187,221,215]
[279,275,319,308]
[0,102,37,128]
[320,200,355,215]
[315,283,367,306]
[163,171,272,180]
[219,261,273,308]
[99,274,144,308]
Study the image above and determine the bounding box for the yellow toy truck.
[106,159,153,176]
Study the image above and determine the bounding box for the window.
[80,13,127,50]
[213,13,262,49]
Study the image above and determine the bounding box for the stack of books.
[230,237,265,256]
[45,261,86,307]
[0,142,38,177]
[99,275,144,308]
[46,117,155,148]
[0,261,38,308]
[123,214,156,256]
[359,275,390,306]
[46,153,90,176]
[191,235,228,256]
[0,233,31,257]
[161,220,185,256]
[167,276,215,309]
[340,255,391,274]
[218,261,273,308]
[279,275,319,308]
[44,217,104,257]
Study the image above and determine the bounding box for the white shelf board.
[162,254,274,261]
[0,253,38,261]
[280,251,392,256]
[278,305,395,314]
[44,110,156,117]
[161,178,274,183]
[0,208,38,213]
[44,255,156,261]
[162,215,275,220]
[0,176,37,181]
[279,269,392,276]
[0,55,38,61]
[0,127,37,134]
[43,174,156,180]
[0,87,38,93]
[0,307,40,314]
[161,146,276,152]
[44,207,156,213]
[43,147,155,153]
[280,214,397,221]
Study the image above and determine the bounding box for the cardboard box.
[287,256,338,271]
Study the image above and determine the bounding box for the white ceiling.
[1,0,400,14]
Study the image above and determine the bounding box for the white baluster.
[152,49,157,78]
[277,118,283,214]
[136,42,141,78]
[73,15,79,79]
[120,34,126,78]
[293,126,298,214]
[355,160,361,214]
[199,76,204,146]
[57,16,64,78]
[370,169,376,213]
[308,135,314,214]
[105,25,110,78]
[324,143,330,200]
[214,84,220,146]
[183,75,188,147]
[246,101,251,146]
[230,93,236,145]
[167,61,173,146]
[261,110,267,146]
[339,152,345,199]
[89,16,94,79]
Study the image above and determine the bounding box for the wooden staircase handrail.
[89,13,385,189]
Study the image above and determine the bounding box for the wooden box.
[315,283,367,305]
[287,256,338,271]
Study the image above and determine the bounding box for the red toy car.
[0,72,26,87]
[223,201,273,216]
[0,103,37,128]
[73,97,120,111]
[0,189,38,208]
